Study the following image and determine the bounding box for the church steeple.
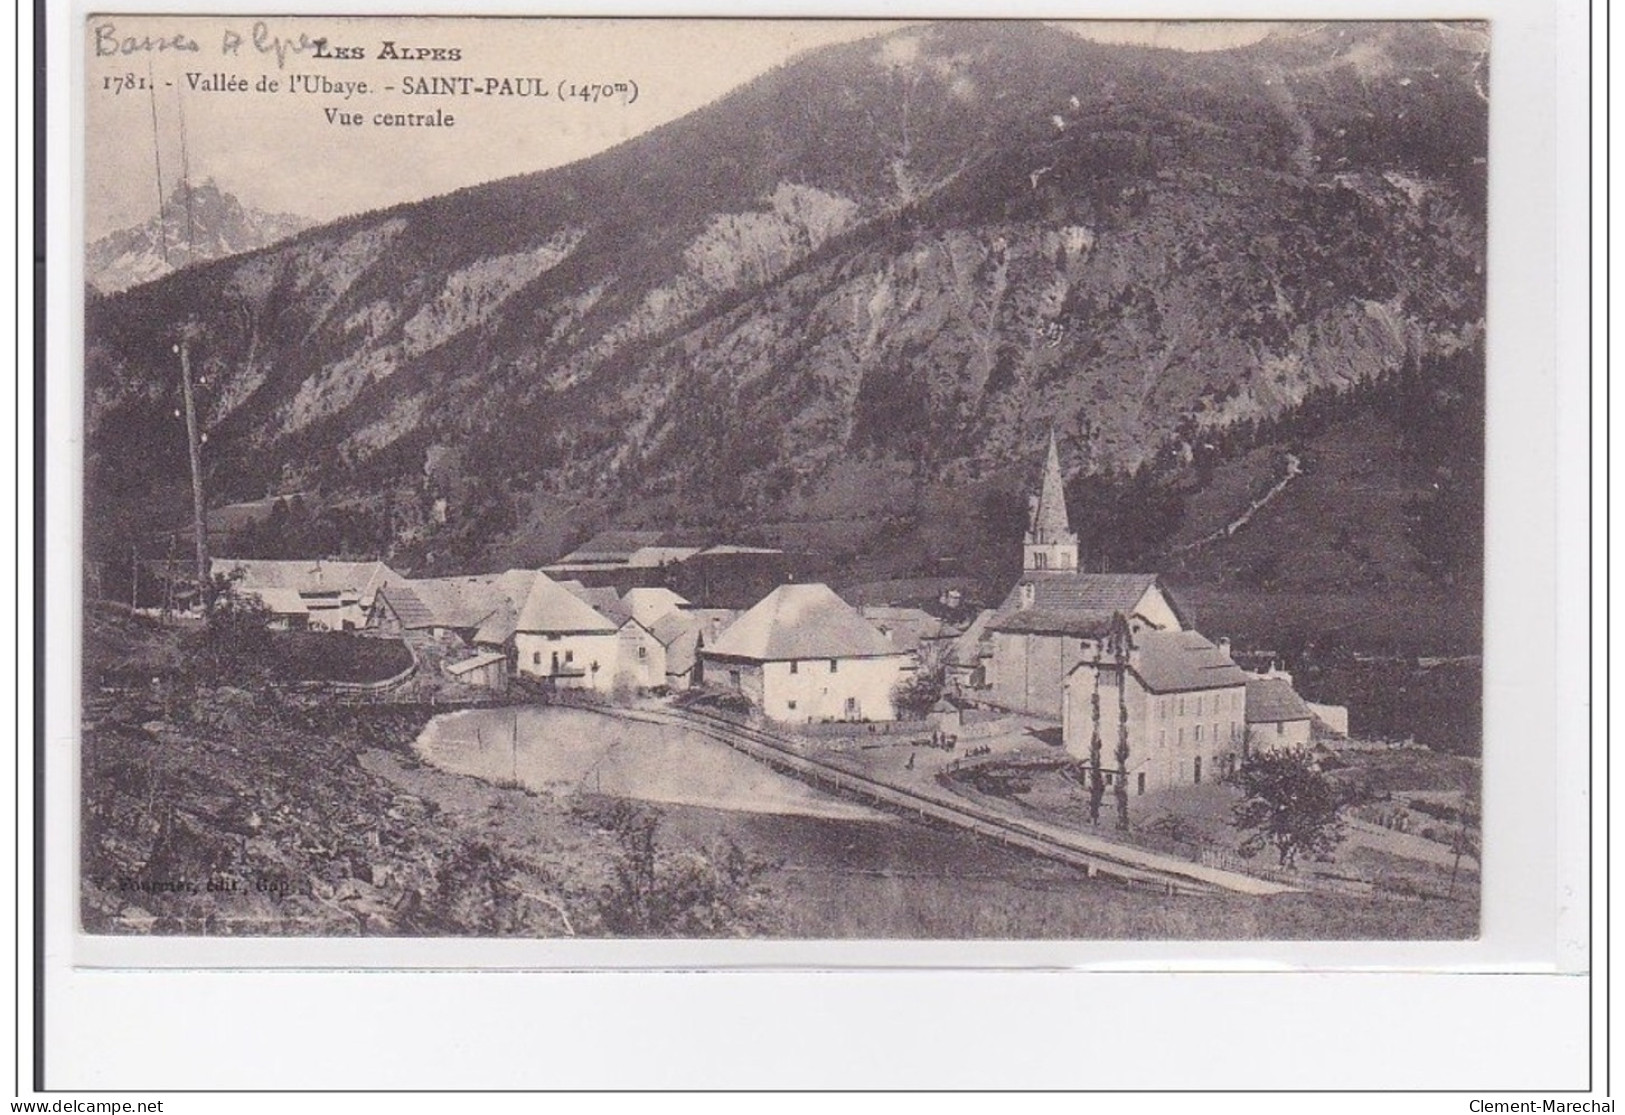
[1024,430,1079,572]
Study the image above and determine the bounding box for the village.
[194,440,1339,766]
[108,433,1483,909]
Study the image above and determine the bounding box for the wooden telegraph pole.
[174,325,210,605]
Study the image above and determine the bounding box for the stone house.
[701,583,909,724]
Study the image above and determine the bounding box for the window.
[1194,756,1203,784]
[564,650,574,664]
[1277,722,1284,736]
[787,700,797,711]
[1178,728,1184,744]
[789,660,799,674]
[637,646,647,660]
[1033,551,1048,570]
[1194,724,1203,742]
[1178,696,1185,716]
[829,659,839,673]
[1212,723,1218,745]
[1137,772,1145,796]
[1158,730,1166,748]
[532,652,541,666]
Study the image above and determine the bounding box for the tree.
[188,570,276,689]
[1113,642,1131,830]
[586,799,778,937]
[1226,749,1347,868]
[892,666,945,721]
[1085,659,1105,825]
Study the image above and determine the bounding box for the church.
[981,434,1187,718]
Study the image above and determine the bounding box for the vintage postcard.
[79,14,1489,944]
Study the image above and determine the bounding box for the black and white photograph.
[79,15,1490,942]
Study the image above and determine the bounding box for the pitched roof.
[444,651,506,677]
[989,609,1120,638]
[1028,430,1074,544]
[946,609,997,667]
[626,546,703,568]
[378,569,541,639]
[254,587,310,616]
[706,583,901,662]
[1245,676,1313,723]
[696,544,783,557]
[375,584,435,628]
[1128,630,1249,694]
[213,558,398,604]
[857,606,955,653]
[622,586,689,628]
[656,607,739,648]
[651,611,697,647]
[385,576,500,630]
[470,570,542,645]
[561,582,632,626]
[557,530,668,564]
[988,572,1168,635]
[515,573,619,635]
[650,613,705,677]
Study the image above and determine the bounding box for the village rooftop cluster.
[183,436,1346,794]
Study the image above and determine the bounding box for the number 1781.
[102,73,153,94]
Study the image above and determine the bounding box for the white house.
[512,573,621,692]
[557,582,672,691]
[1062,627,1250,795]
[1245,672,1315,750]
[702,583,910,723]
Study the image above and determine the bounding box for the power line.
[175,82,196,265]
[146,58,169,266]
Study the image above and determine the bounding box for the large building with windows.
[1061,629,1250,795]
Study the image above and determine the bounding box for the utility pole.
[175,326,210,604]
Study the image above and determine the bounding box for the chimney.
[1217,636,1232,660]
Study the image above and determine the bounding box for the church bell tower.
[1023,431,1079,573]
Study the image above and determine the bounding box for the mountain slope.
[85,21,1487,583]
